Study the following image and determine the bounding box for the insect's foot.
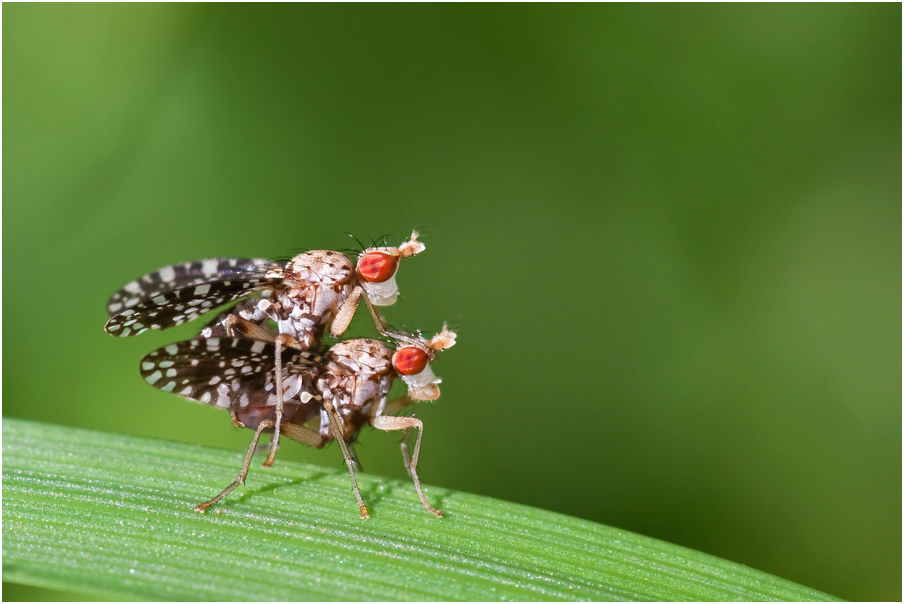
[195,503,211,513]
[359,505,371,519]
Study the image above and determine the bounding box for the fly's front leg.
[332,287,363,336]
[323,399,370,519]
[400,425,415,478]
[361,291,388,333]
[381,396,416,475]
[371,410,441,518]
[332,286,388,337]
[263,333,302,467]
[196,419,273,513]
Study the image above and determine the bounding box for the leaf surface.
[2,419,840,601]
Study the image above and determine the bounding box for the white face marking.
[145,371,162,385]
[159,266,176,282]
[202,259,219,277]
[195,284,211,296]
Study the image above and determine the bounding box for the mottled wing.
[105,275,283,337]
[139,337,318,410]
[106,258,274,316]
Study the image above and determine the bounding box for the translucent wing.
[105,275,283,337]
[106,258,274,316]
[139,337,319,410]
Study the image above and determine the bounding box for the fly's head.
[355,231,425,306]
[388,323,457,401]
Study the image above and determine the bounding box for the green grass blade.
[2,419,840,602]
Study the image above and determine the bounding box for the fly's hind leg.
[196,419,274,513]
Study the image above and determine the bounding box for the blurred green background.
[3,4,900,602]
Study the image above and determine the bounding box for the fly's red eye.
[394,347,429,375]
[357,252,398,283]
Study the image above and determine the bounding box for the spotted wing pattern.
[140,337,319,410]
[105,276,284,337]
[106,258,274,316]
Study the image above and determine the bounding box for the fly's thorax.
[328,339,395,374]
[265,250,356,346]
[319,339,395,413]
[281,250,355,286]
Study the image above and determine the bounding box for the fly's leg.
[223,314,277,342]
[225,313,299,469]
[400,426,415,478]
[332,286,388,337]
[196,419,273,513]
[371,411,442,518]
[381,397,416,476]
[263,333,300,467]
[361,291,389,333]
[281,422,324,448]
[323,399,370,519]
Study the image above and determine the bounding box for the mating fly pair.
[105,232,456,518]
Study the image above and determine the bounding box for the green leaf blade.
[2,419,840,601]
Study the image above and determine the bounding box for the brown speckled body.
[265,250,356,348]
[316,339,396,441]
